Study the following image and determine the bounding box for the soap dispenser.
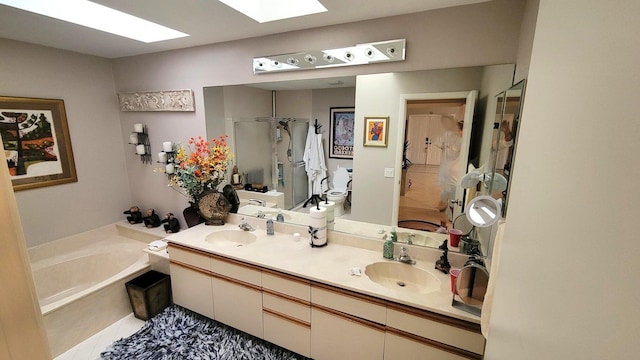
[276,208,284,222]
[383,228,397,259]
[266,216,274,235]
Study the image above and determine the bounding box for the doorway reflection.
[399,99,467,231]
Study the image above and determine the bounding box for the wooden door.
[406,115,429,165]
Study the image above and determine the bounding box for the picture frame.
[329,107,355,158]
[363,116,389,147]
[1,96,77,191]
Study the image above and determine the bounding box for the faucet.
[406,233,415,245]
[238,217,255,232]
[396,247,416,265]
[249,199,266,206]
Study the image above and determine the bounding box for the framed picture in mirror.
[329,107,355,158]
[0,96,77,191]
[363,116,389,147]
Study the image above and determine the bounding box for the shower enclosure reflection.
[234,117,309,210]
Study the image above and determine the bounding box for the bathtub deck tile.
[55,313,144,360]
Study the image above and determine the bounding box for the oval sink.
[205,230,257,247]
[365,262,440,294]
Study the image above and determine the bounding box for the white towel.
[303,126,327,195]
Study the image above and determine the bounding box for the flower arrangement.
[161,135,233,202]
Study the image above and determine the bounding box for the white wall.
[0,38,131,247]
[485,1,640,358]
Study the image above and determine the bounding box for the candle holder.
[129,124,151,164]
[157,142,177,179]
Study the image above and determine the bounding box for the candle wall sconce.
[129,124,151,164]
[157,141,176,178]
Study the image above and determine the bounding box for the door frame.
[393,90,477,225]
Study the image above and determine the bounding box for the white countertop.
[165,218,480,324]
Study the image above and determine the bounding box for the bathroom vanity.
[166,216,485,359]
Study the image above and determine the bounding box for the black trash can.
[125,270,172,320]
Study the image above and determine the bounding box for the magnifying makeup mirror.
[464,195,502,228]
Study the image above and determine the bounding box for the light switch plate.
[384,168,394,178]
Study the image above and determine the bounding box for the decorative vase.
[197,189,232,226]
[183,202,205,228]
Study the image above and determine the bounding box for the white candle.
[136,144,146,155]
[162,141,173,152]
[134,123,144,133]
[129,133,139,144]
[158,152,167,163]
[165,163,174,174]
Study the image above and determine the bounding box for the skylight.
[0,0,188,43]
[219,0,327,23]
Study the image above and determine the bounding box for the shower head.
[278,120,289,129]
[278,120,291,136]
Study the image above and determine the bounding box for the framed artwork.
[329,107,355,159]
[363,116,389,147]
[0,96,77,191]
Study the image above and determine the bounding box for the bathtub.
[28,222,163,357]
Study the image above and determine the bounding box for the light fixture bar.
[219,0,327,23]
[253,39,406,74]
[0,0,188,43]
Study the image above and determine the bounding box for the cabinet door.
[385,332,478,360]
[169,263,214,319]
[263,310,310,357]
[310,307,384,360]
[212,277,263,338]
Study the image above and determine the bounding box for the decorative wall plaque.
[117,89,195,112]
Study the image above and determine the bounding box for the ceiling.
[0,0,489,59]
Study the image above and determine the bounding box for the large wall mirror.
[203,64,516,255]
[487,79,526,216]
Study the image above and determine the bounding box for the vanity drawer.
[210,256,261,286]
[386,306,484,355]
[311,283,386,324]
[167,244,210,270]
[263,292,310,323]
[262,271,310,302]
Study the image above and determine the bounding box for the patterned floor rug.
[101,305,308,360]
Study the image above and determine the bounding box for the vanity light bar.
[253,39,406,74]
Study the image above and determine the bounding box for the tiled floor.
[54,313,144,360]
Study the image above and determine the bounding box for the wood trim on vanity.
[386,327,483,360]
[312,304,386,332]
[387,302,481,333]
[262,308,311,328]
[262,267,311,286]
[311,281,388,307]
[211,271,262,292]
[262,288,310,307]
[169,258,211,277]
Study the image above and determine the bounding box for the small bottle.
[276,209,284,222]
[383,236,394,260]
[266,216,274,235]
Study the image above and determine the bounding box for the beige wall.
[0,38,131,247]
[485,0,640,358]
